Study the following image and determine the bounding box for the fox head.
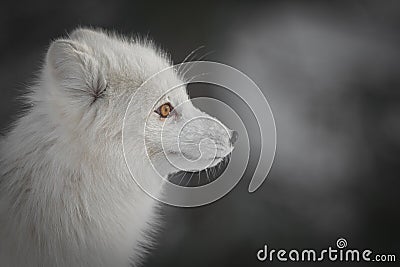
[43,28,236,184]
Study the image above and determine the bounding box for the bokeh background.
[1,0,399,266]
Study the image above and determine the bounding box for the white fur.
[0,28,233,267]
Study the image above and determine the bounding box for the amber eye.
[155,103,173,118]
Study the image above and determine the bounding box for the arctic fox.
[0,28,235,266]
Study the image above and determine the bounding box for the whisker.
[177,46,205,76]
[178,172,187,185]
[196,50,215,62]
[168,153,231,187]
[205,169,210,182]
[185,172,195,186]
[182,71,210,85]
[180,49,214,79]
[211,165,216,177]
[181,61,201,81]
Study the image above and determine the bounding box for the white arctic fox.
[0,28,236,266]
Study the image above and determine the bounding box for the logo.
[122,61,276,207]
[257,238,396,262]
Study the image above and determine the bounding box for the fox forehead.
[70,28,177,88]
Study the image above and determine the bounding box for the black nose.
[230,130,238,145]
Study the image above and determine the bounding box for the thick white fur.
[0,28,233,267]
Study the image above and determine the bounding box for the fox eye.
[155,103,174,118]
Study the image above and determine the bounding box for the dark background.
[1,0,399,266]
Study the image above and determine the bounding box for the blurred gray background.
[1,0,399,266]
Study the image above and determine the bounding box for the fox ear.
[70,28,108,42]
[46,39,106,99]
